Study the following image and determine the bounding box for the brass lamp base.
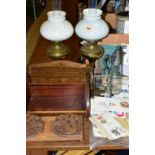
[80,42,104,62]
[46,42,70,59]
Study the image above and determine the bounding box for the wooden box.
[27,60,90,142]
[101,13,129,45]
[27,60,90,114]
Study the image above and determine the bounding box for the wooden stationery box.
[27,60,90,114]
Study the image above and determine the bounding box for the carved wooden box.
[26,60,90,141]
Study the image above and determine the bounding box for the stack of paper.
[90,76,129,140]
[91,95,129,114]
[89,113,129,140]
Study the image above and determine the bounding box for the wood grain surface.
[28,60,90,112]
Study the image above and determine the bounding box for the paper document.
[90,114,128,140]
[91,95,129,114]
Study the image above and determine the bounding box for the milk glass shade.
[40,11,74,42]
[75,8,109,62]
[75,8,109,42]
[40,10,74,59]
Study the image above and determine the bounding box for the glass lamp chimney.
[52,0,61,10]
[88,0,97,8]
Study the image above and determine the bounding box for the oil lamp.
[75,0,109,98]
[75,0,109,62]
[40,0,74,59]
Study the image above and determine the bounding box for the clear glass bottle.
[107,46,123,96]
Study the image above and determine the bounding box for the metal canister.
[116,11,129,34]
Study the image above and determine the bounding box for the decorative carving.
[52,114,81,136]
[26,115,44,137]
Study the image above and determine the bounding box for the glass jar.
[107,74,122,95]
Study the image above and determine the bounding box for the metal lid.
[117,11,129,21]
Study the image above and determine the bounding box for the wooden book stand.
[27,60,91,141]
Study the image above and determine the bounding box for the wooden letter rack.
[27,60,90,142]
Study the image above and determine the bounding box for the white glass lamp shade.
[40,11,74,42]
[75,8,109,41]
